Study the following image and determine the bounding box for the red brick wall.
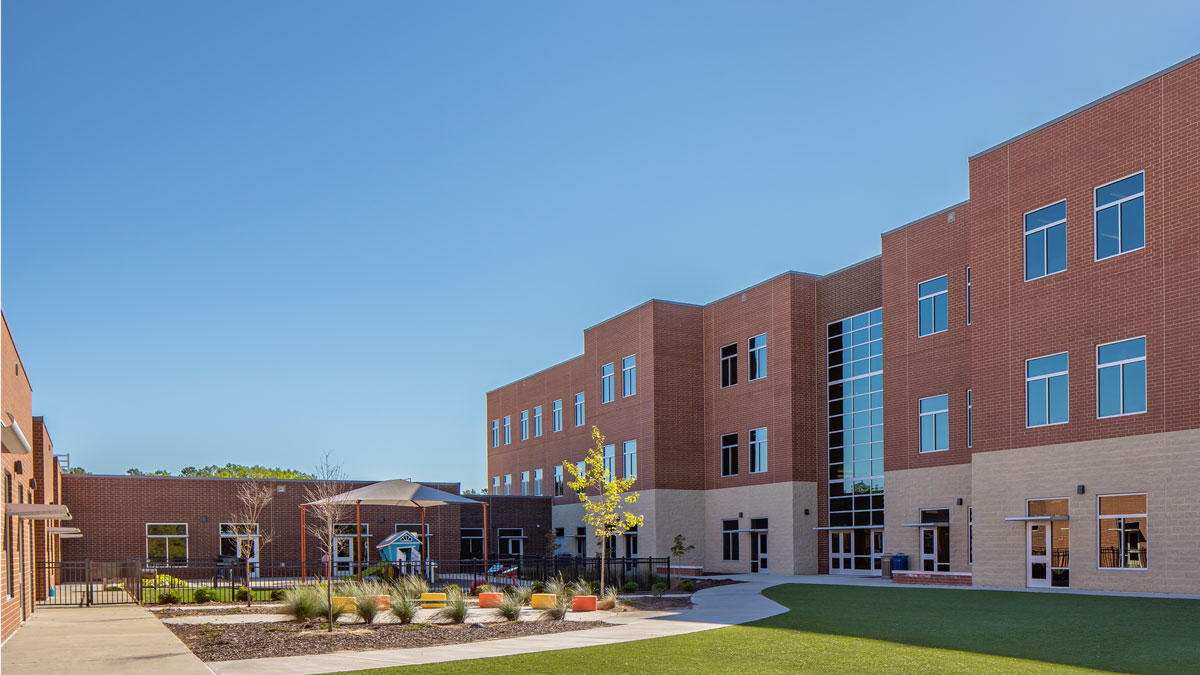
[60,476,548,565]
[2,313,36,643]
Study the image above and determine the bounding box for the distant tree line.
[61,462,314,479]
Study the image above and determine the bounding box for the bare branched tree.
[229,480,277,607]
[302,453,350,632]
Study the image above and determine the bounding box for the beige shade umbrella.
[303,479,482,578]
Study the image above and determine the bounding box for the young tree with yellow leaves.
[564,426,644,594]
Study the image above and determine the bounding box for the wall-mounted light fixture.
[1077,485,1086,495]
[201,515,208,522]
[956,498,963,506]
[803,508,810,516]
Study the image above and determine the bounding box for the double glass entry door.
[830,529,883,575]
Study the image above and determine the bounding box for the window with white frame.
[748,334,766,380]
[460,528,483,559]
[553,465,563,496]
[918,276,948,337]
[603,445,615,480]
[498,528,524,556]
[503,474,512,496]
[219,522,259,558]
[520,410,529,440]
[533,468,543,496]
[573,461,586,493]
[722,519,740,560]
[492,476,500,494]
[574,393,585,426]
[1097,337,1146,418]
[520,470,529,495]
[749,427,767,473]
[622,355,636,397]
[1095,172,1145,260]
[623,440,637,480]
[146,523,188,566]
[1025,200,1067,281]
[552,399,563,432]
[965,266,972,325]
[1026,352,1069,427]
[966,389,973,448]
[1098,493,1147,569]
[721,433,738,477]
[533,406,542,437]
[720,343,738,387]
[491,419,499,448]
[919,395,949,452]
[503,416,511,444]
[601,363,615,403]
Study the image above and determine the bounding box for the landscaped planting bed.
[167,620,609,662]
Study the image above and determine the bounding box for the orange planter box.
[478,592,503,608]
[571,595,597,612]
[373,595,391,610]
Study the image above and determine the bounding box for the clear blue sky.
[3,2,1197,487]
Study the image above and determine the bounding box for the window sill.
[919,448,949,454]
[1024,268,1067,283]
[1094,244,1145,263]
[1025,421,1069,429]
[1097,410,1147,420]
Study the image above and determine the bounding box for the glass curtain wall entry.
[1026,353,1069,427]
[1095,172,1145,260]
[918,276,948,336]
[1097,337,1146,417]
[1025,200,1067,280]
[827,308,884,537]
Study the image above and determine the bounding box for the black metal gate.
[37,560,143,606]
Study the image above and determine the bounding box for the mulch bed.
[690,578,746,591]
[167,620,609,662]
[615,596,692,611]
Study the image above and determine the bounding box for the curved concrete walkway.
[207,581,789,675]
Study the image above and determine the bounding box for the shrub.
[157,591,180,604]
[354,593,379,624]
[147,574,186,588]
[390,594,418,624]
[538,595,569,621]
[472,583,493,596]
[433,594,469,624]
[234,587,251,602]
[588,580,601,595]
[270,589,286,601]
[281,586,324,622]
[680,580,695,593]
[652,582,668,597]
[494,593,522,622]
[623,581,639,594]
[192,587,217,603]
[443,584,463,599]
[530,580,546,594]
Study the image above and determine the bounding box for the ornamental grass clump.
[506,585,533,606]
[320,594,350,626]
[282,585,324,622]
[544,574,568,599]
[400,575,429,598]
[353,592,380,624]
[538,594,570,621]
[390,593,419,624]
[433,593,469,624]
[494,593,522,622]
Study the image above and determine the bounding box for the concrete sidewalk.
[207,580,789,675]
[1,604,214,675]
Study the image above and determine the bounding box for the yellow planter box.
[332,596,355,613]
[530,593,558,610]
[420,592,447,608]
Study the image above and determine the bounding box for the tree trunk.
[600,534,606,595]
[245,553,252,609]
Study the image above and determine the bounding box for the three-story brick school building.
[486,53,1200,593]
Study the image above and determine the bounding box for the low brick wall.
[892,571,972,586]
[663,566,702,577]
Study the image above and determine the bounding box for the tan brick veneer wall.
[703,481,818,575]
[883,464,972,572]
[971,429,1200,594]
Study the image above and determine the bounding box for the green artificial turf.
[321,583,1200,674]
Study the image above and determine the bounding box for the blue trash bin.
[891,553,909,571]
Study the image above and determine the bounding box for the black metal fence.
[39,556,670,606]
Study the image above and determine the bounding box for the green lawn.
[323,584,1200,674]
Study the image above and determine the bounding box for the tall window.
[919,394,949,453]
[533,468,543,496]
[965,266,972,325]
[1026,352,1069,427]
[1098,494,1147,569]
[503,474,512,495]
[146,524,188,567]
[1097,337,1146,418]
[918,276,948,336]
[460,528,483,559]
[720,343,738,387]
[520,471,529,495]
[623,440,637,480]
[503,416,511,444]
[722,520,740,561]
[749,427,767,473]
[552,399,563,432]
[601,363,615,403]
[575,462,585,491]
[5,471,13,597]
[720,433,739,477]
[553,466,563,497]
[520,410,529,440]
[1095,172,1145,260]
[622,355,636,397]
[1025,200,1067,281]
[748,334,767,380]
[966,389,973,448]
[574,393,585,426]
[827,308,883,530]
[492,476,500,494]
[533,406,542,437]
[491,419,499,448]
[603,445,615,480]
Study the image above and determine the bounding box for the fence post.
[85,560,92,607]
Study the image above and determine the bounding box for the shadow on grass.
[757,584,1199,675]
